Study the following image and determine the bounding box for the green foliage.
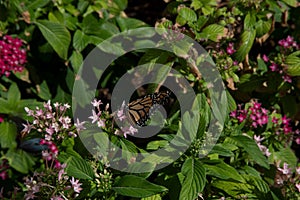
[0,0,300,199]
[112,175,168,198]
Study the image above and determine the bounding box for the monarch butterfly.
[126,91,170,126]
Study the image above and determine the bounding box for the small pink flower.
[89,110,100,123]
[272,117,279,124]
[226,43,236,55]
[281,116,290,125]
[269,63,278,72]
[116,101,127,121]
[296,183,300,193]
[286,36,294,45]
[230,110,237,118]
[278,162,291,175]
[282,74,292,83]
[295,137,300,145]
[97,119,106,128]
[254,135,264,143]
[74,118,86,133]
[0,171,8,180]
[91,99,103,107]
[70,177,82,193]
[262,54,269,62]
[121,126,138,138]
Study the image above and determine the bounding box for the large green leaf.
[38,81,52,100]
[282,0,298,7]
[35,20,71,59]
[243,174,270,193]
[244,12,256,30]
[59,154,94,180]
[73,30,90,51]
[6,149,36,174]
[235,30,256,62]
[178,7,197,23]
[271,147,297,168]
[7,83,21,108]
[116,17,148,31]
[197,24,225,42]
[204,160,245,182]
[285,51,300,76]
[212,180,252,197]
[255,19,272,37]
[70,50,83,73]
[179,158,206,200]
[0,122,17,149]
[112,175,168,198]
[231,135,269,169]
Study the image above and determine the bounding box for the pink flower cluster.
[230,101,268,128]
[226,43,236,55]
[230,100,300,145]
[0,35,27,77]
[262,54,292,83]
[278,35,299,49]
[254,135,271,157]
[22,101,85,162]
[89,99,106,128]
[23,101,84,141]
[24,163,82,199]
[274,162,300,193]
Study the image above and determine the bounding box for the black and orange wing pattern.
[126,91,170,126]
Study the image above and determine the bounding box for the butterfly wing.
[126,91,170,126]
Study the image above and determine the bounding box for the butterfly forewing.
[126,91,170,126]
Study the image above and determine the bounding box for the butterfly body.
[126,91,170,126]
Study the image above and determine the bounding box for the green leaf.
[212,180,252,197]
[178,7,197,23]
[116,17,148,31]
[73,30,90,51]
[209,144,234,157]
[112,175,168,198]
[255,20,272,37]
[38,81,52,100]
[244,12,256,30]
[70,50,83,73]
[235,30,256,62]
[35,20,71,59]
[60,155,94,180]
[271,147,297,168]
[282,0,298,7]
[179,158,206,200]
[257,58,268,74]
[7,83,21,108]
[28,0,51,9]
[231,135,269,169]
[147,140,168,150]
[6,149,35,174]
[244,174,270,193]
[197,24,224,42]
[285,51,300,76]
[0,122,17,149]
[226,90,236,112]
[0,100,9,113]
[204,160,245,182]
[141,194,162,200]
